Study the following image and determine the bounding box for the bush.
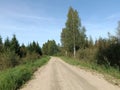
[61,56,120,80]
[20,52,40,64]
[0,50,19,70]
[0,66,32,90]
[96,43,120,69]
[0,56,50,90]
[76,48,97,62]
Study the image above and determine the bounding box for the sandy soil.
[20,57,120,90]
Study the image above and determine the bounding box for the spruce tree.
[4,37,10,50]
[10,34,20,56]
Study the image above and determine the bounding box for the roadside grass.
[60,56,120,86]
[0,56,50,90]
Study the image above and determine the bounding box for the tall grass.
[61,56,120,84]
[0,56,50,90]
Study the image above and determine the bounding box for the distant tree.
[19,44,27,58]
[80,27,87,48]
[0,35,3,52]
[88,36,94,48]
[61,7,86,57]
[42,40,58,55]
[0,35,2,45]
[4,37,11,50]
[42,42,48,55]
[27,41,42,55]
[36,42,42,55]
[117,21,120,43]
[34,42,42,55]
[10,34,20,56]
[84,37,89,48]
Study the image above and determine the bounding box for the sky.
[0,0,120,46]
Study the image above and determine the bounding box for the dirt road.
[21,57,120,90]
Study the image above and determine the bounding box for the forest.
[0,7,120,71]
[60,7,120,70]
[0,34,42,70]
[0,7,120,90]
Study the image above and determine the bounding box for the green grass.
[0,56,50,90]
[61,56,120,85]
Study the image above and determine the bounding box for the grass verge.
[60,56,120,86]
[0,56,50,90]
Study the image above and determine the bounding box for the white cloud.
[83,18,116,41]
[105,13,120,22]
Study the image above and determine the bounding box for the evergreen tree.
[0,35,2,45]
[80,27,87,48]
[117,21,120,43]
[88,36,94,48]
[10,34,20,56]
[36,42,42,55]
[42,42,48,55]
[0,35,3,52]
[27,41,42,55]
[4,37,10,50]
[19,44,27,58]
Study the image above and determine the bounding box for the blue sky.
[0,0,120,46]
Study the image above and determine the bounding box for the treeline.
[61,7,120,70]
[0,35,42,70]
[42,40,59,55]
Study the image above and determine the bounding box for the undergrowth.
[0,56,50,90]
[61,56,120,81]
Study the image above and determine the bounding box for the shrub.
[96,43,120,69]
[0,50,19,70]
[76,48,97,62]
[0,56,50,90]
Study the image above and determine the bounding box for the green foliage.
[76,48,97,62]
[4,37,11,51]
[19,44,27,58]
[61,56,120,80]
[22,52,40,63]
[0,35,2,45]
[0,50,19,69]
[0,66,32,90]
[60,7,120,76]
[96,42,120,68]
[0,35,42,71]
[42,40,59,55]
[0,56,50,90]
[27,41,42,55]
[61,7,86,55]
[61,56,81,65]
[88,36,94,48]
[117,21,120,42]
[0,35,3,52]
[10,34,20,56]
